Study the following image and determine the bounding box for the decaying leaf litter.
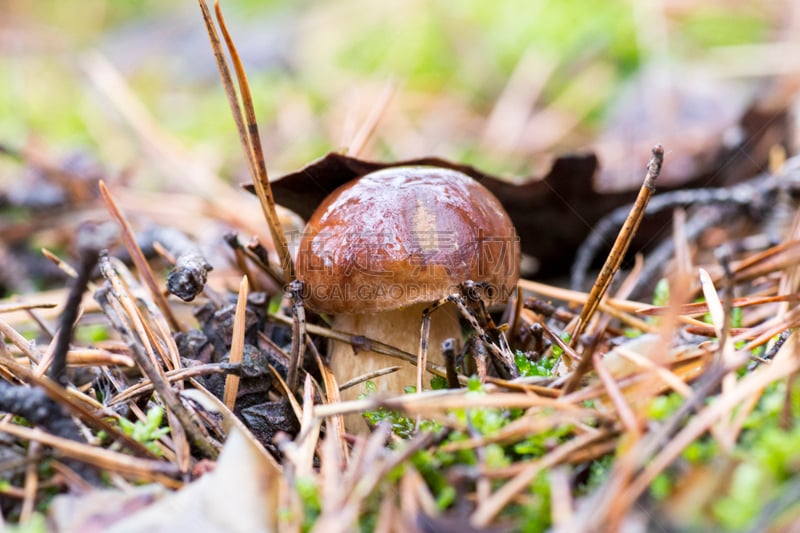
[2,1,800,531]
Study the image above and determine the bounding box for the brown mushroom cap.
[295,166,519,314]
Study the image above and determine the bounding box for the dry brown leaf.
[72,427,285,533]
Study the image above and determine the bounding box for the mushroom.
[295,166,519,426]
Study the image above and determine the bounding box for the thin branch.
[572,145,664,342]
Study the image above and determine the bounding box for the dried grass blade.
[223,276,249,410]
[297,375,321,475]
[0,301,57,314]
[107,363,228,406]
[165,408,191,474]
[636,293,800,316]
[622,334,800,510]
[199,0,295,280]
[313,390,566,419]
[317,423,345,524]
[20,441,41,523]
[700,267,739,380]
[0,318,45,364]
[269,364,304,424]
[99,254,218,459]
[0,356,156,458]
[62,348,134,368]
[610,346,693,398]
[518,278,650,313]
[594,351,642,438]
[0,421,181,481]
[98,181,180,331]
[312,349,348,462]
[519,278,658,333]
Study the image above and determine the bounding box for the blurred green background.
[0,0,785,184]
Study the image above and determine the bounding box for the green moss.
[507,470,552,532]
[74,323,111,343]
[295,476,321,532]
[515,351,558,377]
[650,472,673,501]
[652,278,670,307]
[117,405,170,456]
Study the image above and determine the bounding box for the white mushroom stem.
[329,302,460,431]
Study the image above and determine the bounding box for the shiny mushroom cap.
[295,166,519,314]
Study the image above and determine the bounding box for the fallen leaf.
[49,427,285,533]
[48,484,167,533]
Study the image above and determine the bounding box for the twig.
[245,237,286,288]
[559,148,664,395]
[571,145,664,342]
[752,328,792,368]
[146,227,213,302]
[442,338,461,389]
[269,313,452,379]
[286,280,307,391]
[338,366,402,392]
[48,223,108,385]
[222,232,259,292]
